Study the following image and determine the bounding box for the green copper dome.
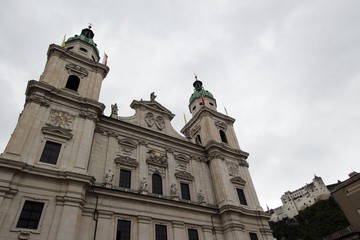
[189,78,215,104]
[66,26,99,55]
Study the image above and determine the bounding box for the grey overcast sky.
[0,0,359,209]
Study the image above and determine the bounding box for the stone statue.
[105,169,114,183]
[170,183,178,196]
[111,103,118,116]
[150,92,157,101]
[197,190,205,203]
[140,177,148,191]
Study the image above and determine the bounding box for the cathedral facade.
[0,27,272,240]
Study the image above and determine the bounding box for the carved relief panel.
[174,153,190,171]
[145,112,165,131]
[118,139,138,157]
[146,149,168,168]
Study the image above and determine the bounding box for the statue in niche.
[150,92,157,101]
[111,103,118,116]
[105,169,114,183]
[140,177,148,191]
[170,183,178,196]
[197,190,205,203]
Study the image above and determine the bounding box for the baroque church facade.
[0,26,273,240]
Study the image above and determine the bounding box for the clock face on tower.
[48,109,74,130]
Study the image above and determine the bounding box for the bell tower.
[181,76,271,238]
[39,25,107,101]
[3,26,109,174]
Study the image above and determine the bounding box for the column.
[138,215,151,240]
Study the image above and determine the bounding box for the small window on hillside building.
[152,173,163,195]
[180,183,191,200]
[65,75,80,91]
[39,141,61,165]
[80,47,88,53]
[219,130,228,143]
[119,169,131,189]
[16,201,44,229]
[236,188,248,205]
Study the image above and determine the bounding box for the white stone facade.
[0,27,273,240]
[270,176,330,222]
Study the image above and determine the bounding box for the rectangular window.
[180,183,191,200]
[116,220,131,240]
[16,200,44,229]
[119,169,131,188]
[155,224,167,240]
[188,229,199,240]
[39,141,61,164]
[249,232,259,240]
[236,188,248,205]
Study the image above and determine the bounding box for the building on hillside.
[323,171,360,240]
[0,26,273,240]
[269,175,330,222]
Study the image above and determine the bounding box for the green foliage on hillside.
[269,198,349,240]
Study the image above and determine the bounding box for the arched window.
[219,130,228,143]
[65,75,80,91]
[152,173,163,195]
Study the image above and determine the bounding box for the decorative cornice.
[138,139,148,146]
[207,151,225,161]
[239,158,249,168]
[25,95,50,107]
[47,44,109,78]
[25,80,105,114]
[174,171,194,181]
[42,126,73,140]
[215,121,228,131]
[114,156,139,168]
[118,139,138,147]
[65,63,89,78]
[79,110,98,122]
[174,153,190,163]
[205,140,249,161]
[181,107,235,135]
[190,125,201,137]
[94,126,118,138]
[230,176,246,186]
[130,100,175,120]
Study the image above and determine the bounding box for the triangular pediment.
[230,176,246,186]
[42,126,73,140]
[130,100,175,120]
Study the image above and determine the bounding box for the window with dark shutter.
[236,188,248,205]
[16,201,44,229]
[152,174,163,195]
[180,183,191,200]
[155,224,167,240]
[116,220,131,240]
[188,229,199,240]
[119,169,131,188]
[39,141,61,164]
